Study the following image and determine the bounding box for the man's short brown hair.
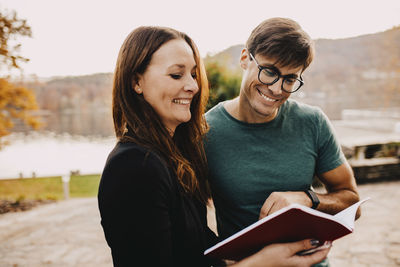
[246,17,314,71]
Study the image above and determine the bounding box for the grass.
[69,175,101,198]
[0,174,101,201]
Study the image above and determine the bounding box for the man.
[205,18,360,265]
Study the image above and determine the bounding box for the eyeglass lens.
[259,69,301,92]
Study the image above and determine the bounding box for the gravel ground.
[0,181,399,267]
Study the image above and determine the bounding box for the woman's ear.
[240,48,250,70]
[132,79,142,94]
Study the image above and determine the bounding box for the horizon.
[1,0,400,78]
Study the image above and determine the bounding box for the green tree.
[205,60,241,111]
[0,9,40,147]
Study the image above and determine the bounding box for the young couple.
[98,18,360,267]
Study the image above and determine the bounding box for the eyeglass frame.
[249,52,304,93]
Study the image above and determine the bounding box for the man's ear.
[240,48,250,70]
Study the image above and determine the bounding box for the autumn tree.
[0,9,40,147]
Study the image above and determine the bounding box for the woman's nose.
[184,75,199,93]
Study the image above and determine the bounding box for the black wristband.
[304,189,320,209]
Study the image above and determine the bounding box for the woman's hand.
[232,239,331,267]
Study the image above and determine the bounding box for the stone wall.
[353,161,400,183]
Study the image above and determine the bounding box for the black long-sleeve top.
[98,142,221,267]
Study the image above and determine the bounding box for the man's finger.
[267,202,286,216]
[259,200,274,219]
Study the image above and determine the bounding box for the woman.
[98,26,330,267]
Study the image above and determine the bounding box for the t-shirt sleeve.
[98,147,174,266]
[315,109,346,175]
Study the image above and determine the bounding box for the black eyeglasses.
[249,53,304,93]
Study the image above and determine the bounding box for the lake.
[0,110,116,179]
[0,132,116,179]
[1,110,399,180]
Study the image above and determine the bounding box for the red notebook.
[204,198,369,261]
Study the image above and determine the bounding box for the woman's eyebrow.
[167,64,197,71]
[167,64,185,70]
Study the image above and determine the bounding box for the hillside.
[306,27,400,118]
[25,73,113,112]
[20,73,114,136]
[23,27,400,126]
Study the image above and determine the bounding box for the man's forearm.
[316,188,360,218]
[316,161,361,218]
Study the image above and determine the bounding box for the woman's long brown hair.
[112,26,210,204]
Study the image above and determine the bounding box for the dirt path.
[0,181,399,267]
[0,198,112,267]
[328,181,400,266]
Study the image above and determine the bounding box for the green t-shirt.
[205,99,345,239]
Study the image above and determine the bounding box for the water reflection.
[42,110,114,137]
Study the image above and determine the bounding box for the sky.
[1,0,400,78]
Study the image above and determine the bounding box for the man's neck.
[223,97,278,124]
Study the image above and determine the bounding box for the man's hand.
[259,191,312,219]
[259,163,360,220]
